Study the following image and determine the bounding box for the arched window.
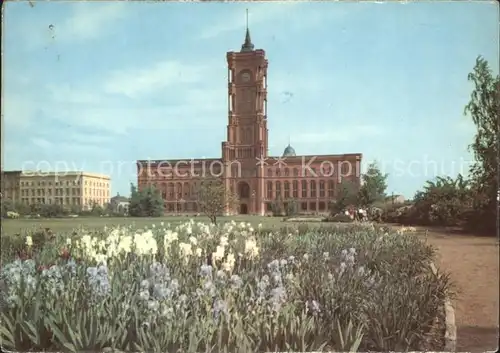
[328,180,335,197]
[167,183,174,199]
[267,181,273,199]
[284,181,290,198]
[301,180,307,198]
[319,180,325,197]
[310,180,316,197]
[176,182,182,199]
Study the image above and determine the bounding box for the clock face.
[241,72,251,82]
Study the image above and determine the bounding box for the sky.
[2,0,499,199]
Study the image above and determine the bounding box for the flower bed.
[0,221,450,352]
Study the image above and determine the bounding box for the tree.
[358,161,388,207]
[329,179,359,215]
[463,57,499,233]
[89,202,105,217]
[1,199,16,217]
[196,179,238,225]
[128,184,141,216]
[271,193,284,217]
[128,183,164,217]
[413,175,472,226]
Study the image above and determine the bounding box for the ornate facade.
[1,171,111,208]
[137,27,362,215]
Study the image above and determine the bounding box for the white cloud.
[103,60,210,98]
[3,85,226,136]
[3,51,228,135]
[47,102,223,135]
[12,133,112,161]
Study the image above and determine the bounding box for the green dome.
[282,144,296,157]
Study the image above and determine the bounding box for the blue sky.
[3,0,498,198]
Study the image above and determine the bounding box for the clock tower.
[222,16,268,215]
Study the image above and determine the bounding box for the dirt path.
[417,226,498,352]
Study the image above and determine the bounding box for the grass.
[1,215,325,236]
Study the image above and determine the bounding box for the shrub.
[284,199,299,217]
[0,221,450,352]
[271,196,284,217]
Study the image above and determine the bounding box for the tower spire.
[241,8,254,52]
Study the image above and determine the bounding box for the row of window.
[20,188,109,197]
[265,201,329,212]
[142,166,353,179]
[20,197,107,206]
[237,148,254,159]
[144,168,222,179]
[143,178,343,201]
[20,180,109,187]
[266,166,351,177]
[267,180,336,199]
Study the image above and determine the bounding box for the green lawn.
[1,215,322,236]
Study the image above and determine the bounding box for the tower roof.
[240,9,254,52]
[282,144,296,157]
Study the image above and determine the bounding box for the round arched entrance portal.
[237,181,251,199]
[237,181,251,215]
